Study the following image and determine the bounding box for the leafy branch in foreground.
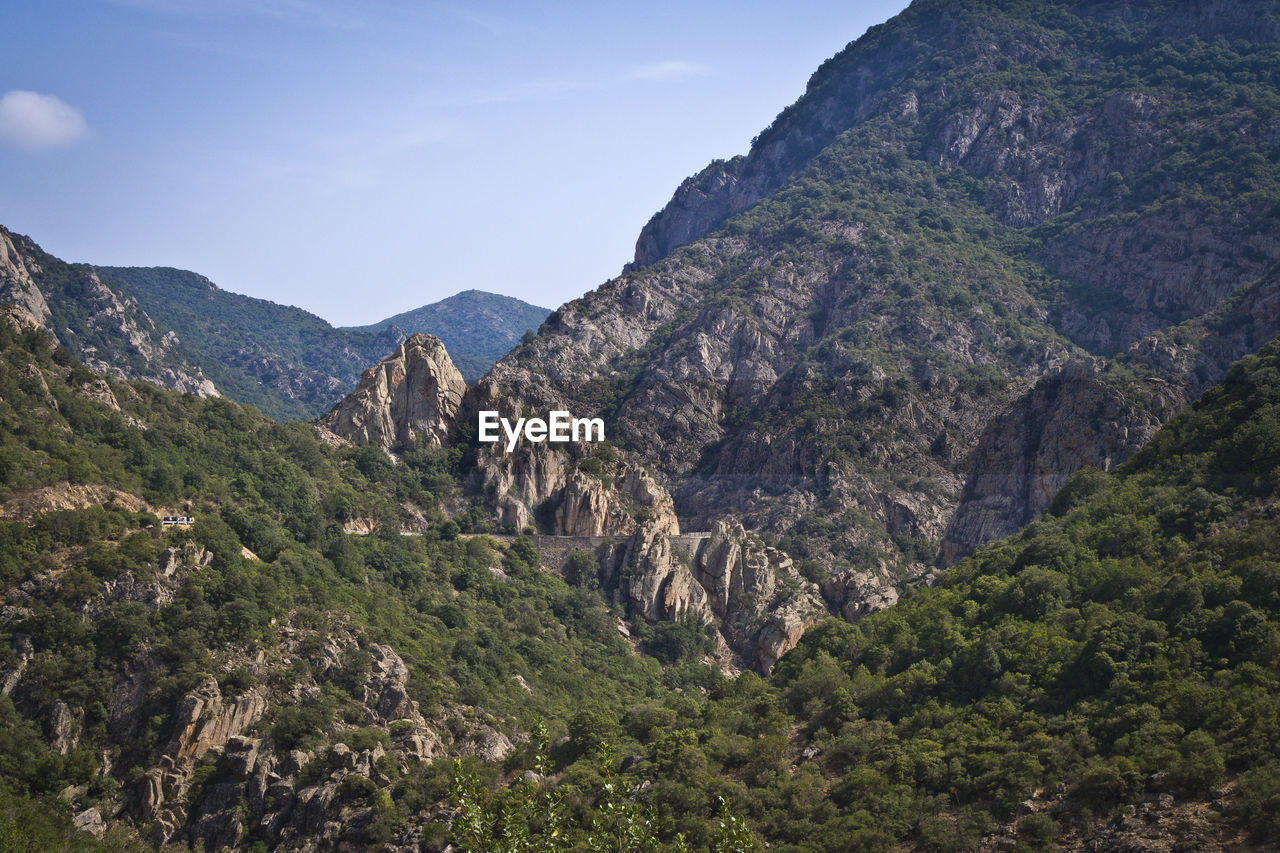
[449,726,758,852]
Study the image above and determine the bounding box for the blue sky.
[2,0,911,325]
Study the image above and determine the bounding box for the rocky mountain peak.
[321,333,466,455]
[485,0,1280,620]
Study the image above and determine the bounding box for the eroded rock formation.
[321,333,466,455]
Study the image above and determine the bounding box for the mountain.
[0,233,546,421]
[4,295,1280,850]
[0,228,219,400]
[96,265,402,421]
[344,290,551,384]
[5,0,1280,847]
[456,0,1280,654]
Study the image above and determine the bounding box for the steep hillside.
[8,301,1280,850]
[759,333,1280,850]
[0,228,218,400]
[0,308,722,849]
[96,266,401,422]
[347,290,550,384]
[455,335,1280,852]
[465,0,1280,634]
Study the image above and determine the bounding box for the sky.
[2,0,912,326]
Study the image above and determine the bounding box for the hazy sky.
[2,0,912,325]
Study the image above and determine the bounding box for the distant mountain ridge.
[343,290,551,384]
[97,265,401,421]
[0,225,546,421]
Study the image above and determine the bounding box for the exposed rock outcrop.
[689,521,827,670]
[555,465,679,537]
[616,522,714,625]
[945,266,1280,564]
[139,678,270,840]
[122,634,444,849]
[611,519,826,671]
[943,360,1185,563]
[321,333,466,455]
[0,226,219,398]
[47,700,81,755]
[0,230,51,325]
[0,483,148,523]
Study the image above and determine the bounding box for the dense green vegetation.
[760,339,1280,847]
[446,339,1280,852]
[0,321,721,847]
[3,1,1280,847]
[344,289,551,383]
[4,242,1280,849]
[97,266,400,421]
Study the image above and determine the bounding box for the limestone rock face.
[72,808,104,837]
[832,570,901,621]
[117,630,446,849]
[167,678,269,763]
[322,333,466,455]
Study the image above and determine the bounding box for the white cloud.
[625,60,711,83]
[0,91,91,150]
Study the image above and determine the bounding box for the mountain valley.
[2,0,1280,850]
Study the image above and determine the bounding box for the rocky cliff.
[472,0,1280,622]
[0,227,219,398]
[943,261,1280,560]
[0,230,53,325]
[321,333,467,455]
